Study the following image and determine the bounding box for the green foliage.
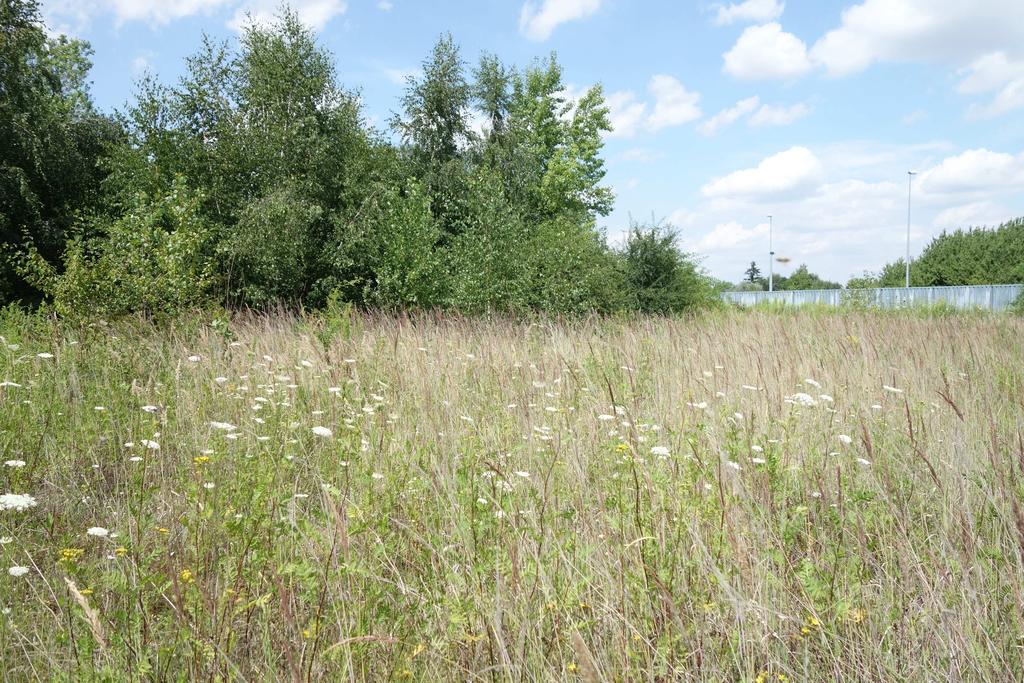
[0,0,122,301]
[852,217,1024,287]
[774,264,842,291]
[621,221,715,313]
[22,178,214,317]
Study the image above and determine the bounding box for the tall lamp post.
[767,214,774,292]
[905,171,916,288]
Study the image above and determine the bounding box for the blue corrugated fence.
[721,284,1023,311]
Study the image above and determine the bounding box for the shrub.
[21,178,214,318]
[621,221,716,313]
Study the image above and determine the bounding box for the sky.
[39,0,1024,284]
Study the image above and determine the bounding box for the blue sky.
[41,0,1024,283]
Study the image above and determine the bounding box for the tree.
[774,264,841,291]
[621,221,715,313]
[744,261,762,284]
[1,0,121,303]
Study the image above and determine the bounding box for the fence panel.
[721,284,1023,311]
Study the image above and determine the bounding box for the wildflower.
[193,455,210,466]
[514,471,530,478]
[651,446,670,457]
[597,414,615,421]
[726,461,741,471]
[203,482,215,490]
[187,355,201,362]
[882,385,903,394]
[214,377,228,384]
[141,405,159,413]
[141,440,160,451]
[687,401,709,410]
[180,569,195,584]
[789,392,816,407]
[751,445,763,453]
[848,607,867,623]
[871,404,882,410]
[311,426,333,438]
[210,421,237,431]
[838,434,853,445]
[371,472,384,480]
[742,384,759,391]
[37,352,54,359]
[128,456,143,463]
[4,460,25,468]
[567,663,578,673]
[0,537,11,544]
[0,493,37,511]
[8,566,29,577]
[856,457,872,466]
[86,527,109,538]
[819,394,834,403]
[157,527,169,534]
[115,546,128,557]
[616,443,629,453]
[804,378,821,388]
[301,359,314,368]
[751,457,766,465]
[60,548,84,562]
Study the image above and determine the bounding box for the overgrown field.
[1,309,1023,681]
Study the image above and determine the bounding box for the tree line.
[1,0,716,318]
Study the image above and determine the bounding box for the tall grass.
[1,308,1023,680]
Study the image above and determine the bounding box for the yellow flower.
[115,546,128,557]
[193,455,210,466]
[180,569,195,584]
[157,527,169,534]
[755,672,768,683]
[60,547,85,563]
[411,643,426,658]
[567,662,578,673]
[848,607,867,624]
[616,443,629,452]
[79,587,94,596]
[777,674,788,682]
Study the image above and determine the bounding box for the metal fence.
[721,284,1024,311]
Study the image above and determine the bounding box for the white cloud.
[701,146,823,199]
[723,22,812,80]
[712,0,784,26]
[229,0,347,31]
[810,0,1024,78]
[43,0,232,29]
[695,221,769,251]
[918,148,1024,194]
[646,75,701,131]
[957,52,1024,119]
[519,0,602,41]
[604,90,648,138]
[748,101,810,126]
[932,201,1008,230]
[698,96,760,136]
[377,0,393,9]
[667,208,698,228]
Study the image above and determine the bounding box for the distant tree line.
[1,0,717,318]
[735,261,841,291]
[847,218,1024,288]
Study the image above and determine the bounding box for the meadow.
[1,308,1023,681]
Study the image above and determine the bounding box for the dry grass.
[1,308,1023,681]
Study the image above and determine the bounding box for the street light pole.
[905,171,916,288]
[767,214,774,292]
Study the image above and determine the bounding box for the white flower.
[371,472,384,480]
[819,394,834,403]
[0,493,38,511]
[141,405,159,414]
[856,457,872,466]
[726,461,741,471]
[301,360,314,368]
[804,378,821,388]
[187,355,201,362]
[36,352,54,359]
[882,385,903,394]
[597,414,615,422]
[86,527,109,538]
[838,434,853,445]
[3,460,25,468]
[311,426,333,438]
[687,401,709,410]
[742,385,759,391]
[871,404,883,410]
[789,392,817,407]
[514,471,530,478]
[651,446,670,457]
[203,482,215,490]
[8,566,29,577]
[751,457,766,465]
[141,440,160,450]
[214,377,228,384]
[210,421,237,431]
[751,445,763,453]
[0,537,11,544]
[128,456,143,463]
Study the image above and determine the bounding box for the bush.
[21,178,214,318]
[621,222,716,313]
[224,185,323,307]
